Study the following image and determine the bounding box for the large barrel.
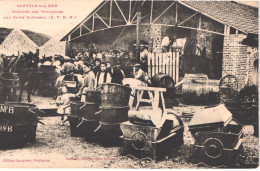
[81,102,100,121]
[39,65,57,81]
[151,73,175,97]
[68,101,85,137]
[100,83,131,108]
[151,73,175,88]
[100,106,129,124]
[38,81,57,97]
[182,74,209,105]
[0,72,19,102]
[0,103,39,148]
[84,90,101,104]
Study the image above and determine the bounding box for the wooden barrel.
[70,101,85,118]
[100,106,129,125]
[151,73,175,97]
[182,74,209,105]
[81,102,100,122]
[100,83,131,108]
[0,103,38,148]
[84,90,101,104]
[68,116,84,137]
[0,72,19,102]
[151,73,175,88]
[39,65,57,81]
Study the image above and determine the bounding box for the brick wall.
[222,34,258,89]
[247,46,259,86]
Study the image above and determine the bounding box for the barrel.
[0,103,38,148]
[68,101,85,137]
[100,106,129,124]
[84,90,101,104]
[99,122,123,146]
[151,73,175,97]
[0,72,19,102]
[151,73,175,88]
[182,74,209,105]
[39,65,57,81]
[100,83,131,108]
[81,102,100,121]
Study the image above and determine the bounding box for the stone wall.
[247,46,259,86]
[222,34,258,89]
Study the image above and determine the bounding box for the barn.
[60,1,258,89]
[0,27,50,56]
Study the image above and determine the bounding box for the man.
[111,60,125,85]
[95,62,111,88]
[78,62,95,102]
[92,58,101,76]
[133,63,151,85]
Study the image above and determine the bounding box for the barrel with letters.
[0,103,39,149]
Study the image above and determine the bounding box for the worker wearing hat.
[133,63,151,85]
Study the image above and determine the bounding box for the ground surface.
[0,95,258,168]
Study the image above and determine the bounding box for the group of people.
[54,53,150,126]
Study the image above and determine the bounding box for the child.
[56,86,76,126]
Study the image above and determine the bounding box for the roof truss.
[63,0,246,41]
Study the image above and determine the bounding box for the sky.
[0,0,258,40]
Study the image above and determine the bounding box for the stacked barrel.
[0,102,41,149]
[81,90,101,140]
[38,65,57,97]
[99,83,131,145]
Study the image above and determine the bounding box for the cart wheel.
[203,138,223,159]
[131,131,148,151]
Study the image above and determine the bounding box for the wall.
[0,29,38,56]
[222,34,258,89]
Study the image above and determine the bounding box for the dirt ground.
[0,94,258,168]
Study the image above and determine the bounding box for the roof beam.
[152,2,175,24]
[150,0,153,24]
[178,1,247,34]
[82,24,92,32]
[95,13,109,28]
[178,12,198,26]
[109,0,112,27]
[114,0,128,24]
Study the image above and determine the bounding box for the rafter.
[114,0,128,24]
[109,0,112,27]
[95,13,109,28]
[178,12,198,26]
[82,24,92,32]
[152,2,175,24]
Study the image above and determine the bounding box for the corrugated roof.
[181,1,258,34]
[21,29,50,47]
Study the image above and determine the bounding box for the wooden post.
[136,1,141,62]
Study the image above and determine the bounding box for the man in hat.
[133,63,151,85]
[95,62,111,88]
